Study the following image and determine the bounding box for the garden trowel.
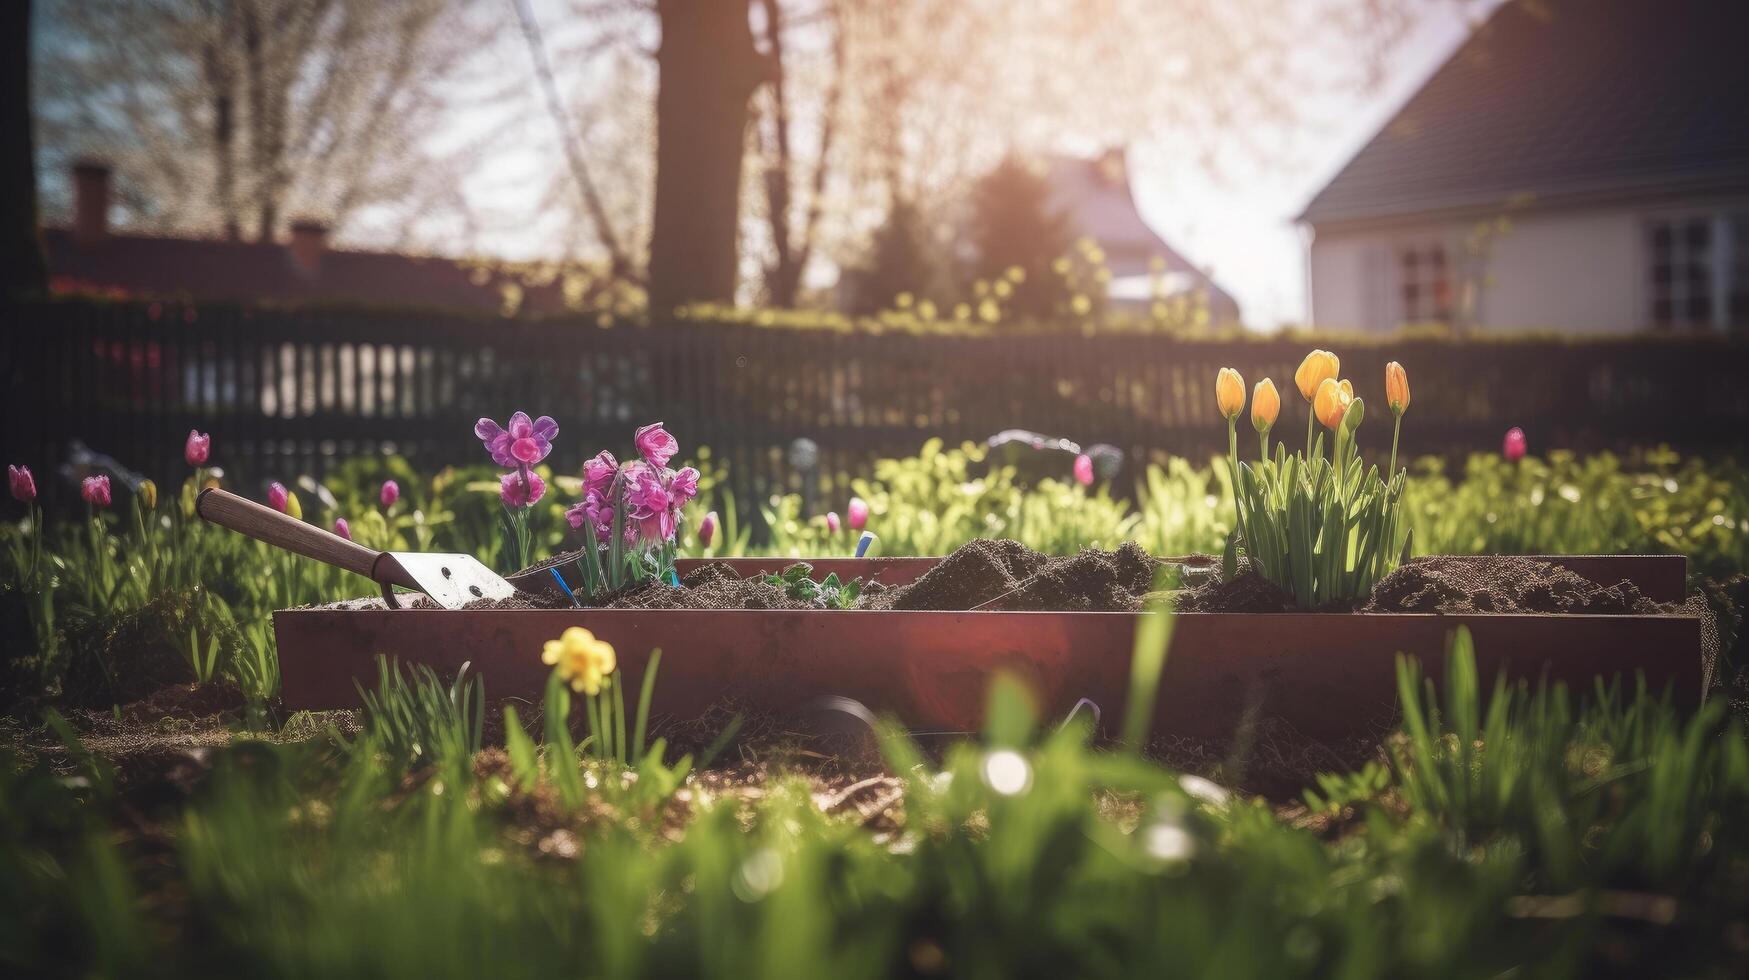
[196,488,518,609]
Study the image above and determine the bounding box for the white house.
[1300,0,1749,335]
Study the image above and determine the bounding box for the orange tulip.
[1251,378,1280,433]
[1294,350,1340,402]
[1314,377,1352,430]
[1386,361,1410,415]
[1216,367,1246,421]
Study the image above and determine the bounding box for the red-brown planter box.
[273,555,1703,740]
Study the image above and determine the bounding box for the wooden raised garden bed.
[273,554,1705,740]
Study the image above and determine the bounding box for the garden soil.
[592,539,1166,612]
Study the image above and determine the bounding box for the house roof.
[1299,0,1749,229]
[1041,152,1240,313]
[42,228,577,315]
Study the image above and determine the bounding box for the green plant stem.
[1226,419,1244,545]
[1259,429,1269,462]
[1389,414,1402,480]
[1305,404,1316,462]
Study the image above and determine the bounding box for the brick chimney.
[289,219,328,276]
[72,160,111,246]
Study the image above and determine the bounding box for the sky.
[1127,4,1481,328]
[453,0,1487,330]
[32,0,1485,329]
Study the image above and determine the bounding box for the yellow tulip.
[1251,378,1280,433]
[1294,349,1341,402]
[1314,377,1352,430]
[137,479,158,510]
[285,491,303,521]
[1385,361,1410,415]
[541,626,618,695]
[1215,367,1246,420]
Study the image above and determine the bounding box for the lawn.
[3,435,1747,978]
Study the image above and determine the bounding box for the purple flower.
[500,470,546,508]
[8,465,35,504]
[633,507,676,547]
[668,466,699,506]
[634,422,678,468]
[826,511,841,535]
[623,462,670,520]
[476,412,558,468]
[1503,427,1527,463]
[380,480,400,508]
[847,497,869,532]
[184,430,211,466]
[267,482,289,513]
[1073,454,1094,487]
[564,500,591,531]
[82,475,112,508]
[333,518,352,540]
[583,451,618,496]
[698,510,718,547]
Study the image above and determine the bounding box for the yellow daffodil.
[542,626,617,695]
[1385,361,1410,416]
[1216,368,1246,420]
[1294,350,1341,402]
[1251,379,1280,434]
[1314,377,1352,430]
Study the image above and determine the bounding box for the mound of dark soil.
[61,590,220,708]
[1362,556,1661,615]
[1172,559,1295,613]
[874,539,1049,610]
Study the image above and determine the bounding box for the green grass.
[1,631,1746,978]
[1,442,1745,974]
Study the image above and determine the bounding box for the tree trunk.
[1,0,49,298]
[647,0,764,319]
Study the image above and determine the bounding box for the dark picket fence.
[4,298,1748,510]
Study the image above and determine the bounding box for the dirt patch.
[1361,556,1662,614]
[607,562,812,610]
[872,538,1049,610]
[592,541,1161,613]
[1172,558,1296,613]
[60,590,219,708]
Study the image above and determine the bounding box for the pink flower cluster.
[566,423,699,548]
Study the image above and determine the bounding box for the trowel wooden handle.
[196,487,384,581]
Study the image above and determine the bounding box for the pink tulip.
[826,511,841,534]
[698,510,718,548]
[668,466,700,506]
[379,480,399,508]
[81,475,112,508]
[622,462,670,521]
[582,451,618,496]
[267,482,289,513]
[1073,453,1094,486]
[333,518,352,540]
[1503,427,1527,462]
[634,422,679,468]
[8,464,35,504]
[184,430,211,466]
[847,497,869,532]
[499,470,545,508]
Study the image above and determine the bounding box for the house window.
[1397,244,1451,322]
[1648,213,1748,331]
